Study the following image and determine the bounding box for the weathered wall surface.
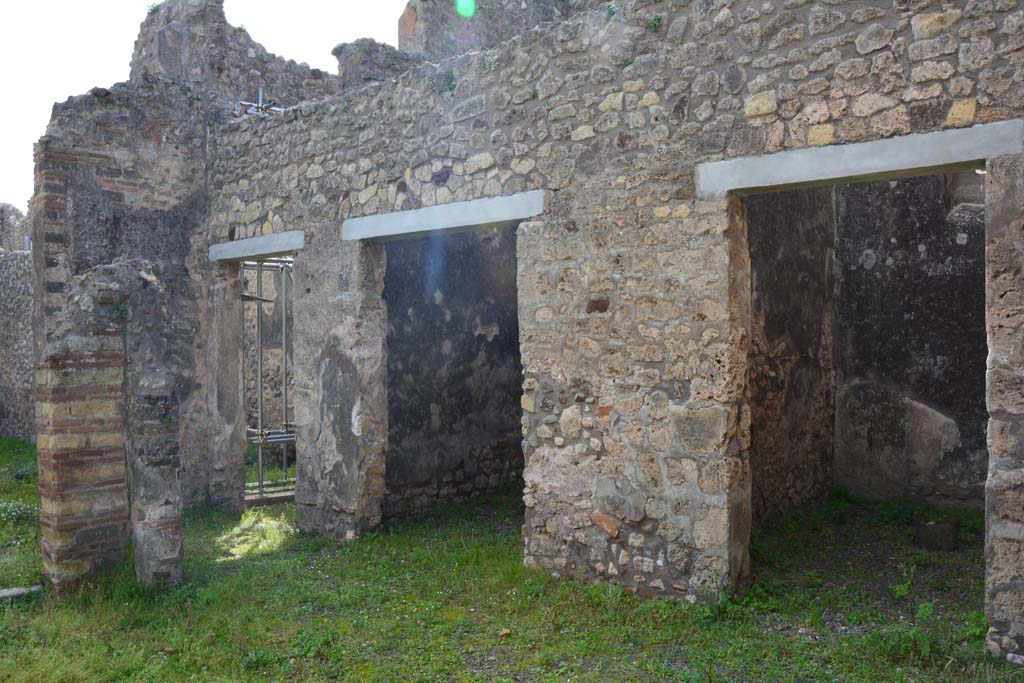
[35,257,186,586]
[29,0,1024,660]
[207,0,1024,604]
[0,250,35,442]
[131,0,344,107]
[398,0,606,62]
[292,232,387,541]
[985,151,1024,659]
[29,74,245,585]
[333,39,424,89]
[745,187,836,526]
[0,204,29,251]
[835,174,988,507]
[31,76,245,514]
[383,226,523,515]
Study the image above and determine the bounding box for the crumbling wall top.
[0,204,27,251]
[130,0,344,108]
[332,38,424,89]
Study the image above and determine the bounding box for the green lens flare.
[455,0,476,18]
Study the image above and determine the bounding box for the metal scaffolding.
[241,257,295,500]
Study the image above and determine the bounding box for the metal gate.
[242,258,295,502]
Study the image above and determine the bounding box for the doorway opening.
[242,257,296,504]
[741,170,988,617]
[744,170,987,526]
[382,224,523,516]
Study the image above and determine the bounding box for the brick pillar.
[36,345,129,588]
[985,152,1024,660]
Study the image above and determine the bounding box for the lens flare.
[455,0,476,18]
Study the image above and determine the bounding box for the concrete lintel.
[208,230,305,262]
[697,120,1024,196]
[342,190,546,241]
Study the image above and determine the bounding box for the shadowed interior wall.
[745,187,837,526]
[383,225,523,515]
[746,173,987,524]
[835,173,987,507]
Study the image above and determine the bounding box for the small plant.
[959,610,989,642]
[605,5,616,18]
[236,25,247,33]
[92,89,110,105]
[147,2,161,15]
[890,561,917,601]
[530,88,539,100]
[693,592,738,626]
[111,302,130,322]
[7,463,36,482]
[0,501,37,525]
[442,69,457,94]
[241,646,283,671]
[616,58,634,69]
[874,602,945,666]
[647,15,663,32]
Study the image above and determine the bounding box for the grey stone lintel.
[697,120,1024,196]
[208,229,305,261]
[341,190,546,241]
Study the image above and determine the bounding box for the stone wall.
[383,226,523,515]
[32,0,1024,658]
[207,0,1024,605]
[743,174,987,523]
[29,73,246,585]
[131,0,345,107]
[835,173,988,507]
[0,249,35,442]
[333,39,424,89]
[398,0,607,62]
[984,151,1024,659]
[0,204,29,251]
[745,187,836,526]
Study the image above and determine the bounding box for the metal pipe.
[239,264,247,493]
[281,264,289,480]
[256,261,264,497]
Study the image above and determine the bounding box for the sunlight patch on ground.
[215,507,295,561]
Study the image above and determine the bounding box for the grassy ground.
[0,437,41,588]
[245,443,296,493]
[1,438,1021,682]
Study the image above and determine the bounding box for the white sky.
[0,0,409,212]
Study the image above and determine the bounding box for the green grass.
[0,437,41,588]
[245,443,296,492]
[1,438,1021,682]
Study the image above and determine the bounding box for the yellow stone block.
[69,400,119,418]
[639,92,661,108]
[571,125,595,141]
[744,91,778,117]
[808,124,836,146]
[88,432,125,449]
[36,401,70,420]
[946,98,976,127]
[37,433,88,453]
[598,92,624,112]
[654,206,671,218]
